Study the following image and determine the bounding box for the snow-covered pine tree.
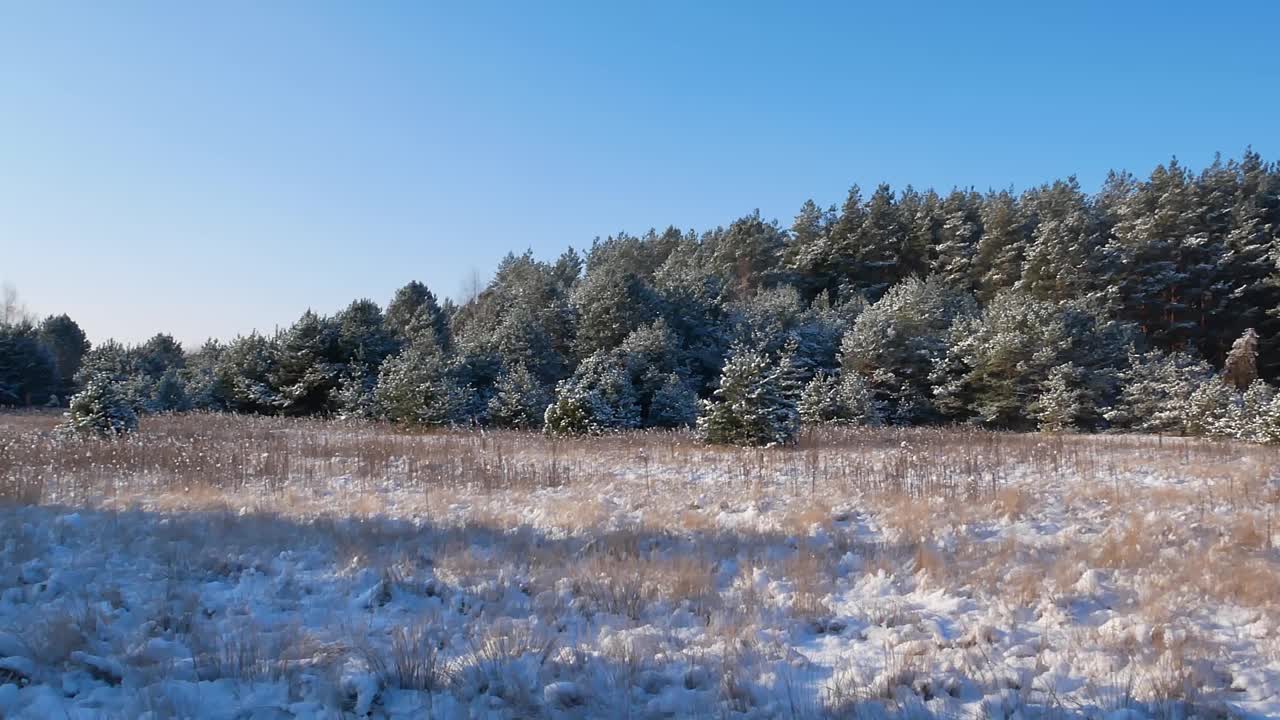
[38,314,89,402]
[1252,388,1280,444]
[1030,363,1085,431]
[374,340,470,426]
[974,190,1027,302]
[1225,328,1260,391]
[782,198,836,300]
[933,291,1129,430]
[386,281,450,349]
[61,374,138,436]
[647,371,698,428]
[1104,349,1215,433]
[214,334,279,414]
[487,361,551,429]
[696,345,798,446]
[542,350,640,435]
[1181,378,1238,437]
[798,372,842,425]
[270,310,344,416]
[837,371,883,426]
[1217,380,1275,441]
[1017,178,1103,303]
[151,368,191,412]
[332,361,379,419]
[933,189,983,292]
[842,276,975,424]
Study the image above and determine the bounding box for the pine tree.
[647,372,698,428]
[487,362,551,429]
[798,372,842,424]
[543,350,640,435]
[136,333,186,378]
[1017,178,1103,302]
[842,277,975,424]
[374,339,470,426]
[1182,378,1238,437]
[571,257,659,359]
[1225,328,1260,390]
[1030,363,1085,432]
[0,321,57,406]
[38,314,90,402]
[60,375,138,436]
[975,190,1027,302]
[386,281,449,349]
[1105,349,1215,432]
[184,339,229,411]
[708,211,786,297]
[933,291,1131,429]
[933,189,983,292]
[782,198,836,300]
[333,362,380,419]
[215,334,280,414]
[696,345,798,446]
[1105,159,1220,351]
[270,311,343,416]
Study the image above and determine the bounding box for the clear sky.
[2,1,1276,347]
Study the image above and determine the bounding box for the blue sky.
[2,1,1276,346]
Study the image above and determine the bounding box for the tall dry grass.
[3,411,1276,507]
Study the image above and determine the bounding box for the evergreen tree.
[933,189,984,292]
[842,277,975,424]
[570,242,660,359]
[386,281,449,349]
[374,339,470,426]
[1030,363,1086,432]
[798,372,843,424]
[0,321,57,406]
[543,350,641,435]
[38,314,90,402]
[696,345,798,446]
[215,334,280,414]
[150,368,191,412]
[333,361,380,419]
[1181,378,1238,437]
[653,241,730,392]
[336,298,396,369]
[184,339,229,411]
[487,361,551,429]
[1105,349,1216,433]
[782,198,836,299]
[270,311,343,416]
[1225,328,1260,390]
[60,375,138,436]
[647,372,698,428]
[933,291,1131,429]
[1105,159,1221,351]
[975,190,1027,302]
[1018,178,1102,302]
[707,211,786,297]
[136,333,186,377]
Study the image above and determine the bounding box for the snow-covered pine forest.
[3,152,1280,717]
[5,152,1280,446]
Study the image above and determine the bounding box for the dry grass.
[3,411,1279,717]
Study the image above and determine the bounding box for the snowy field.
[0,413,1278,719]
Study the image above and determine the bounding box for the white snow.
[0,423,1277,718]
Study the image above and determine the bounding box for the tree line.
[4,150,1279,444]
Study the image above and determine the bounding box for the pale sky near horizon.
[2,1,1277,347]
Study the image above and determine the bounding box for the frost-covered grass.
[0,412,1278,718]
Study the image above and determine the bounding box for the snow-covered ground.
[0,414,1278,719]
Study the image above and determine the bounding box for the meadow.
[0,412,1278,719]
